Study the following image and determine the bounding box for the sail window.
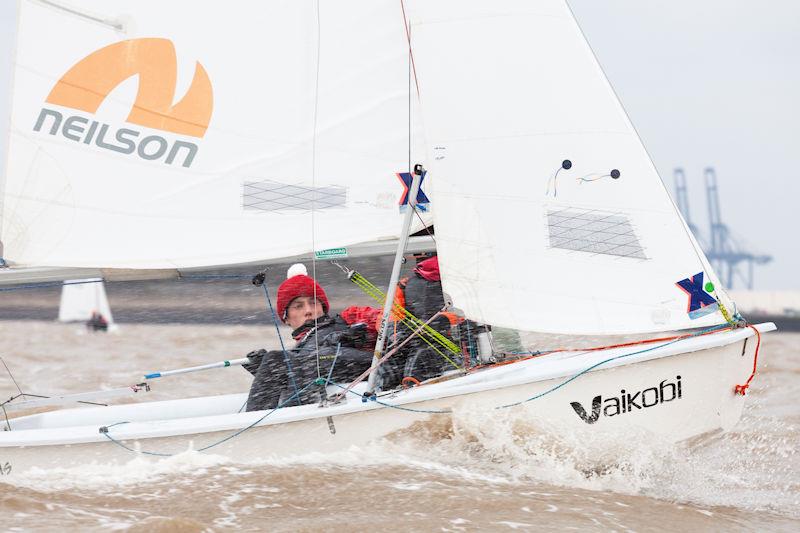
[547,208,646,259]
[243,181,346,212]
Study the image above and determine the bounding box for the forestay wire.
[310,0,322,381]
[260,284,300,405]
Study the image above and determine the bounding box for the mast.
[367,164,423,391]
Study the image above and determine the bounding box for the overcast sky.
[1,1,797,289]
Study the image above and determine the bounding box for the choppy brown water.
[0,321,798,532]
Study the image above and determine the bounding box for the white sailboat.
[58,277,116,331]
[0,0,773,474]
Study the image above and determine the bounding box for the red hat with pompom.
[276,263,329,322]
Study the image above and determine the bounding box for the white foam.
[4,450,235,492]
[494,521,533,529]
[1,387,796,519]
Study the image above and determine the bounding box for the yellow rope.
[350,276,461,369]
[705,281,738,326]
[351,273,460,354]
[349,272,462,369]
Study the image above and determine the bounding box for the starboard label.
[315,247,348,259]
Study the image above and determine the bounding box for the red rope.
[734,325,761,395]
[466,326,736,374]
[399,0,421,97]
[562,326,733,353]
[401,376,421,389]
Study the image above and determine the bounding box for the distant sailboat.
[58,278,116,332]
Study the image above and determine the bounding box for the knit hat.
[414,255,440,282]
[276,263,329,322]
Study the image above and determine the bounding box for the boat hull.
[0,324,772,476]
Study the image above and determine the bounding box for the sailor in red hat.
[275,263,330,334]
[244,264,377,412]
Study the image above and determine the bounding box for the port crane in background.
[672,167,772,289]
[673,168,703,247]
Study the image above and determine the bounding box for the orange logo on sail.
[46,38,213,138]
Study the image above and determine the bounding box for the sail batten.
[0,235,436,286]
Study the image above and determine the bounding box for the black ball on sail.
[611,169,621,179]
[562,160,572,170]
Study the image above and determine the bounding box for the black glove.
[337,323,368,349]
[243,348,268,376]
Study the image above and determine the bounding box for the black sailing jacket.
[244,315,373,412]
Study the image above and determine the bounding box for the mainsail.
[1,0,428,271]
[408,0,732,334]
[2,0,732,335]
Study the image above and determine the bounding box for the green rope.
[98,324,733,458]
[348,273,461,369]
[349,271,462,370]
[497,323,730,408]
[331,383,451,414]
[352,272,460,354]
[100,380,319,457]
[350,276,461,370]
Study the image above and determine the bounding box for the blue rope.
[324,343,341,387]
[0,278,103,292]
[0,274,257,292]
[496,324,730,409]
[100,323,732,456]
[101,381,319,457]
[179,274,252,281]
[330,383,451,414]
[261,284,300,405]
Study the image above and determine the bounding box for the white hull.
[0,324,773,476]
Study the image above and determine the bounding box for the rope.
[413,207,436,244]
[350,272,459,354]
[334,310,447,400]
[350,276,460,370]
[496,324,730,409]
[0,278,103,292]
[101,381,319,457]
[399,0,420,98]
[1,357,25,398]
[734,325,761,395]
[310,0,323,381]
[401,376,421,388]
[348,271,461,370]
[261,284,300,406]
[178,274,252,281]
[98,323,753,456]
[468,324,734,373]
[331,382,451,414]
[0,273,252,293]
[324,343,341,388]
